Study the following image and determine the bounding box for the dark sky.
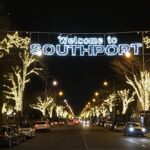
[4,0,150,115]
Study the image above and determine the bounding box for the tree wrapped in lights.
[126,71,150,111]
[3,66,22,111]
[55,105,65,118]
[30,96,54,116]
[95,106,101,117]
[117,89,135,114]
[112,56,150,111]
[2,102,14,115]
[62,110,69,119]
[47,101,56,118]
[105,93,116,113]
[99,103,108,117]
[3,50,42,114]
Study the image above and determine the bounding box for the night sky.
[4,0,150,115]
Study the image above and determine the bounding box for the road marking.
[129,139,139,145]
[128,139,146,148]
[80,131,89,149]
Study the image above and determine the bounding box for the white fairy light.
[3,50,42,113]
[0,32,30,58]
[117,89,135,114]
[105,93,116,113]
[30,96,54,116]
[126,71,150,111]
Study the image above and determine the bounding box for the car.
[49,118,59,126]
[20,123,35,138]
[34,121,50,132]
[114,122,125,132]
[124,122,147,137]
[58,119,66,125]
[82,120,90,127]
[104,120,113,128]
[9,125,26,143]
[0,126,20,148]
[73,118,79,126]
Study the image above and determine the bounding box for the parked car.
[20,123,35,138]
[34,121,50,132]
[59,119,66,125]
[0,126,20,148]
[104,120,113,128]
[99,120,106,127]
[114,122,125,132]
[9,125,26,143]
[124,122,147,137]
[50,118,59,126]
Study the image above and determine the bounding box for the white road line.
[128,139,146,148]
[129,139,139,144]
[80,130,89,149]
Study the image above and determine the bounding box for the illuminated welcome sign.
[30,33,142,56]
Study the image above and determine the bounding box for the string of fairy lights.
[0,31,150,54]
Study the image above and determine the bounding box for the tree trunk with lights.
[117,89,135,114]
[30,96,54,118]
[3,50,42,120]
[112,57,150,112]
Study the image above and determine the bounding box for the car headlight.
[83,121,86,124]
[142,128,146,132]
[129,127,134,132]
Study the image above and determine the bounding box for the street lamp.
[59,91,64,97]
[52,80,58,86]
[64,99,67,103]
[92,98,96,102]
[95,92,99,97]
[125,52,131,58]
[103,81,108,87]
[88,102,91,105]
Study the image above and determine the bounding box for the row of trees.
[80,89,135,119]
[0,4,75,123]
[80,37,150,126]
[0,32,74,125]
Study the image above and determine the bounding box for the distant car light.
[129,127,134,132]
[142,128,146,132]
[82,121,90,127]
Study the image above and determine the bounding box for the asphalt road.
[1,126,150,150]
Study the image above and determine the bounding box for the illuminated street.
[1,1,150,150]
[1,126,150,150]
